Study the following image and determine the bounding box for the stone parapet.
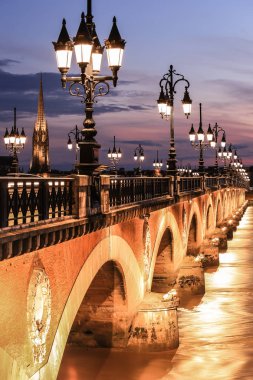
[72,175,90,218]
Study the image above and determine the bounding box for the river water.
[58,206,253,380]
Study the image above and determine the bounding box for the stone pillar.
[169,176,174,197]
[175,257,205,297]
[201,175,205,192]
[128,292,179,351]
[200,239,219,267]
[176,176,180,195]
[100,175,110,214]
[72,175,90,218]
[211,228,228,253]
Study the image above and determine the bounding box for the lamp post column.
[168,100,176,175]
[213,123,219,175]
[157,65,192,178]
[78,87,101,174]
[198,142,204,174]
[53,0,126,175]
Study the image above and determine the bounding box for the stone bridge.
[0,174,248,379]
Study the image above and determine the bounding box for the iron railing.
[109,177,171,208]
[179,176,202,193]
[0,176,74,228]
[205,176,227,189]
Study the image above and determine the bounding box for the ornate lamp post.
[188,103,213,174]
[157,65,192,176]
[53,0,126,174]
[134,144,145,175]
[107,136,122,174]
[67,125,82,168]
[229,145,239,171]
[3,108,27,173]
[209,122,226,175]
[153,150,163,176]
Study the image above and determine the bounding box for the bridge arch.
[231,189,236,212]
[148,210,183,292]
[216,198,223,226]
[67,260,128,348]
[224,190,231,218]
[151,227,175,293]
[206,203,214,233]
[34,235,143,380]
[186,201,202,256]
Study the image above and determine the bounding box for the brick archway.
[216,198,223,226]
[67,260,128,348]
[206,202,214,233]
[151,227,175,293]
[33,235,143,380]
[187,201,202,256]
[148,210,183,291]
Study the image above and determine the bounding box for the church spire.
[37,74,45,125]
[30,74,50,173]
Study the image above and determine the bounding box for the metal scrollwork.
[68,78,110,104]
[69,82,86,102]
[93,80,110,101]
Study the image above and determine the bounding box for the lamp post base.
[77,140,101,175]
[167,158,177,177]
[11,155,19,174]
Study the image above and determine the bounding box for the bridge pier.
[200,239,219,267]
[175,257,205,297]
[128,292,179,351]
[210,228,228,253]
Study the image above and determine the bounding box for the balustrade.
[0,173,248,229]
[179,176,202,193]
[0,176,73,228]
[109,177,171,208]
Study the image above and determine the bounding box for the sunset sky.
[0,0,253,171]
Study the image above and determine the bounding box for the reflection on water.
[58,207,253,380]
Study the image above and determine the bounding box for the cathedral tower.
[30,76,50,173]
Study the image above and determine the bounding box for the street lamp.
[228,144,239,171]
[153,150,163,176]
[67,125,82,168]
[53,0,126,175]
[134,144,145,175]
[209,122,226,175]
[188,103,213,174]
[157,65,192,176]
[107,136,122,175]
[3,108,27,173]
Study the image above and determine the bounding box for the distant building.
[30,76,50,174]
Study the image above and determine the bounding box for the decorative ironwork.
[109,177,171,208]
[188,103,213,174]
[179,177,202,193]
[3,108,27,173]
[107,136,122,174]
[157,65,192,176]
[53,0,126,174]
[133,144,145,176]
